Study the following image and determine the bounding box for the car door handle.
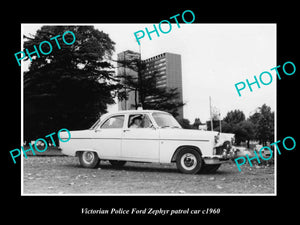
[95,130,101,132]
[123,129,130,132]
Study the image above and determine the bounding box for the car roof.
[104,109,167,116]
[99,110,168,120]
[90,110,171,129]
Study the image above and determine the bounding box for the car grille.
[215,146,225,155]
[215,142,231,155]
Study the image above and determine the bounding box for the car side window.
[143,115,153,128]
[128,114,153,128]
[100,115,124,129]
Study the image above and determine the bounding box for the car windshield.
[90,118,100,129]
[89,114,107,130]
[152,112,182,128]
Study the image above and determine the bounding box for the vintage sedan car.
[59,110,237,174]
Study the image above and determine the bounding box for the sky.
[22,23,276,122]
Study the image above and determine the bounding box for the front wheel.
[176,148,203,174]
[78,151,100,168]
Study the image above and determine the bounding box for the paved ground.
[23,155,275,195]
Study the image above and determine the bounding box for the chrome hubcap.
[82,151,95,164]
[181,153,197,170]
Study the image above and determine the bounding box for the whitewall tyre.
[78,151,100,168]
[176,148,203,174]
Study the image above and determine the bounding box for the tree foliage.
[221,105,274,146]
[223,109,245,124]
[192,118,201,129]
[249,104,274,145]
[24,26,119,142]
[178,118,192,129]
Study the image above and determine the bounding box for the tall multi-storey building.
[117,50,184,119]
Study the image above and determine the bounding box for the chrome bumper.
[203,146,238,164]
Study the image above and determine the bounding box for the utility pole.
[133,34,142,109]
[123,52,127,110]
[137,36,142,109]
[139,42,141,59]
[219,113,222,132]
[209,96,213,131]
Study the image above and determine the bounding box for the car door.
[93,114,124,159]
[121,113,160,162]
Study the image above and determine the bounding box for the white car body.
[59,110,236,172]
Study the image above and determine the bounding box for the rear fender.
[75,149,99,157]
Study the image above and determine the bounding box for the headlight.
[224,141,231,151]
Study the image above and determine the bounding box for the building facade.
[117,50,184,119]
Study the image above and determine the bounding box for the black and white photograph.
[20,23,276,195]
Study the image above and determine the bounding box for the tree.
[116,58,185,118]
[206,120,221,131]
[178,118,192,129]
[236,120,255,148]
[249,104,274,145]
[192,118,201,129]
[24,26,119,143]
[221,120,234,134]
[222,105,274,146]
[223,109,245,124]
[222,110,253,145]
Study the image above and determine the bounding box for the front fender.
[215,133,235,147]
[171,145,202,162]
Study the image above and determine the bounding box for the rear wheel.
[176,148,203,174]
[78,151,100,168]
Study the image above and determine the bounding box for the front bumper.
[203,146,238,164]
